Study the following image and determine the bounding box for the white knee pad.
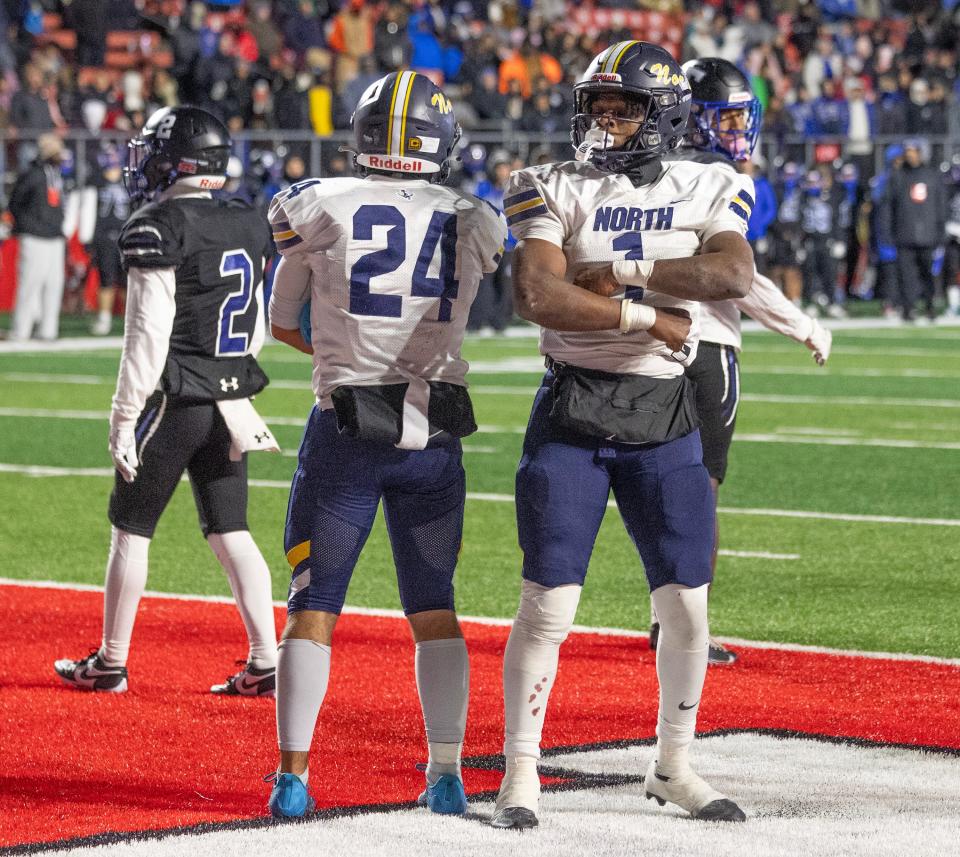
[650,584,709,649]
[513,580,581,644]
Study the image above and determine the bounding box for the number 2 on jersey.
[216,249,255,355]
[350,205,459,322]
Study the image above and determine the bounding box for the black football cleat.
[211,661,276,697]
[55,651,128,692]
[708,638,738,665]
[650,623,738,665]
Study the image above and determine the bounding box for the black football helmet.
[349,71,461,183]
[572,41,692,172]
[682,58,761,162]
[123,106,231,202]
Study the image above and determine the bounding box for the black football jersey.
[118,198,272,358]
[93,180,131,242]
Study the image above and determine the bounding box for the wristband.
[619,300,657,333]
[612,259,656,288]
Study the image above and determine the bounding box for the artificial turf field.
[1,323,960,855]
[1,324,959,657]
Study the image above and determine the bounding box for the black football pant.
[896,246,936,318]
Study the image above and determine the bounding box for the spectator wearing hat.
[883,139,948,322]
[7,133,67,341]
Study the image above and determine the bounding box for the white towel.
[396,375,431,450]
[215,398,281,461]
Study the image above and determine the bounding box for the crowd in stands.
[1,2,958,147]
[2,0,960,330]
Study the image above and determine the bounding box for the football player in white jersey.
[642,58,833,666]
[490,42,755,830]
[264,72,507,819]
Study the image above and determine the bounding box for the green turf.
[1,329,959,657]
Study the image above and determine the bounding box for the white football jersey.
[505,160,754,378]
[268,175,506,407]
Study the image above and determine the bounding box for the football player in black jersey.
[54,106,280,697]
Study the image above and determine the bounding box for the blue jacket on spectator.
[810,96,849,135]
[746,175,777,243]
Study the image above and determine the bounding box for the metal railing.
[3,129,959,201]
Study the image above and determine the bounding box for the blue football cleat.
[266,772,315,818]
[417,773,467,815]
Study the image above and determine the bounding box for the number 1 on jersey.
[350,204,459,322]
[612,232,645,301]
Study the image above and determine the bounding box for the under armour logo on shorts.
[220,377,239,392]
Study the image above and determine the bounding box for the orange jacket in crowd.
[498,49,563,98]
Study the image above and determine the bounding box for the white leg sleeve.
[208,531,278,669]
[650,583,709,775]
[100,527,150,667]
[276,638,331,752]
[416,637,469,782]
[502,580,581,759]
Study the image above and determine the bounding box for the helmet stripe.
[386,73,404,156]
[604,40,638,73]
[399,72,417,157]
[387,71,415,157]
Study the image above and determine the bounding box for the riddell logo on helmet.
[368,155,423,172]
[591,73,622,83]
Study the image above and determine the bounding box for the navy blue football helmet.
[682,58,761,162]
[350,72,461,183]
[123,106,230,202]
[572,41,692,172]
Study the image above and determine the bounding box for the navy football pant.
[516,378,714,591]
[284,407,465,616]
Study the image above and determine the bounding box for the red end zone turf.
[2,583,959,849]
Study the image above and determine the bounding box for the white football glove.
[805,319,832,366]
[109,426,139,483]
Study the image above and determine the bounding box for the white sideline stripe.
[3,575,958,667]
[747,365,960,380]
[749,344,960,359]
[0,319,955,355]
[3,463,959,528]
[458,356,960,380]
[0,372,111,385]
[736,433,960,451]
[716,549,800,560]
[0,336,123,353]
[741,393,960,409]
[4,378,960,412]
[469,389,960,411]
[774,426,862,436]
[0,407,308,427]
[478,316,960,336]
[280,445,499,459]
